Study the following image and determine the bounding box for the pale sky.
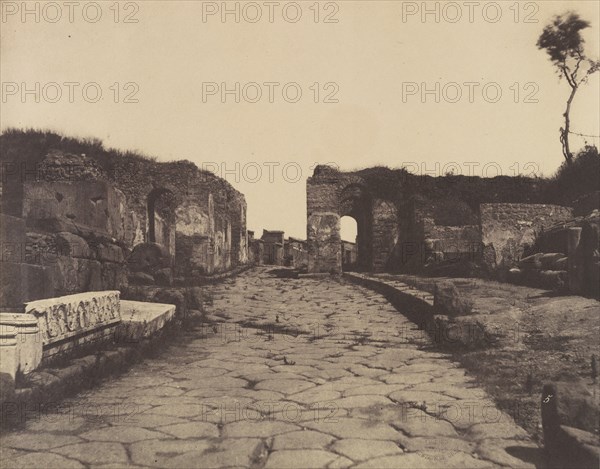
[1,0,599,239]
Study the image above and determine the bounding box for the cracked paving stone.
[129,439,212,467]
[304,417,400,440]
[398,435,475,453]
[331,438,403,461]
[2,452,85,469]
[475,438,541,468]
[189,438,266,468]
[1,432,84,451]
[271,430,337,450]
[51,441,129,466]
[332,394,393,409]
[79,426,168,443]
[157,421,220,439]
[467,422,531,441]
[392,411,459,437]
[254,378,315,394]
[264,449,353,469]
[222,420,300,438]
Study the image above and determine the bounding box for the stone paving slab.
[0,267,544,468]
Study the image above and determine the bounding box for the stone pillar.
[307,213,341,274]
[568,227,582,293]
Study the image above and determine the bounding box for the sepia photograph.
[0,1,599,468]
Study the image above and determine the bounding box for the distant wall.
[480,203,573,272]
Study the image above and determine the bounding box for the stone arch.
[339,183,373,271]
[307,167,377,273]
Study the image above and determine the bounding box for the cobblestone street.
[1,267,542,468]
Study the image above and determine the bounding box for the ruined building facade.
[1,136,248,308]
[307,165,598,297]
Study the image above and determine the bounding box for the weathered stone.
[153,289,187,318]
[332,439,403,461]
[154,267,173,286]
[127,242,171,273]
[129,271,155,285]
[55,232,93,259]
[52,441,129,466]
[265,450,352,469]
[0,313,43,374]
[25,291,121,359]
[434,281,473,316]
[272,430,336,450]
[116,300,176,343]
[541,381,600,447]
[96,243,124,263]
[519,253,544,271]
[0,328,18,379]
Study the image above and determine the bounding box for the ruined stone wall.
[480,203,573,273]
[307,165,562,275]
[0,134,248,306]
[421,219,481,264]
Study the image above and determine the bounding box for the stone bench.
[25,291,121,362]
[115,300,176,343]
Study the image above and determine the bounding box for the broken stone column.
[568,227,583,293]
[0,313,42,374]
[0,327,18,379]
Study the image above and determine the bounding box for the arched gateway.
[306,165,400,274]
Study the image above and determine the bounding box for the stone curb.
[343,272,494,349]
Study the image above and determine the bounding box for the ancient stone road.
[1,267,541,468]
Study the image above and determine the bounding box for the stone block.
[507,268,523,284]
[152,289,186,318]
[115,300,176,342]
[22,181,129,242]
[0,213,26,245]
[0,262,54,308]
[519,253,543,270]
[0,328,18,379]
[542,381,600,467]
[50,257,92,295]
[0,313,43,374]
[154,268,173,286]
[540,253,565,270]
[25,291,121,349]
[129,272,155,285]
[542,381,599,435]
[96,243,124,263]
[553,257,568,271]
[539,270,567,290]
[434,281,473,317]
[101,262,127,290]
[55,232,93,259]
[127,242,171,273]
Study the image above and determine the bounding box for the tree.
[537,12,600,163]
